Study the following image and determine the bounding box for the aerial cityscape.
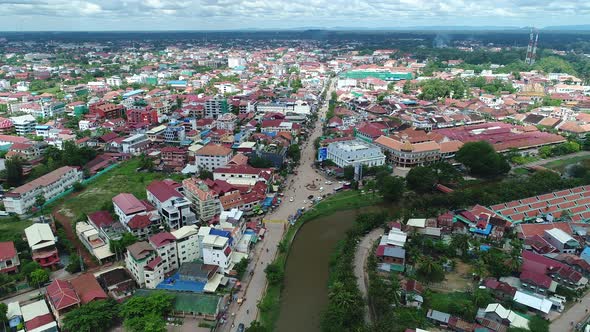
[2,6,590,332]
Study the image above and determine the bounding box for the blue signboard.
[317,147,328,162]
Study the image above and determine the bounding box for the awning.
[204,273,223,293]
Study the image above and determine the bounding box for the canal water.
[275,209,359,332]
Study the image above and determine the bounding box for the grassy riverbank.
[257,190,383,329]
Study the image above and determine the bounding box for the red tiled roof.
[70,273,108,304]
[520,270,552,288]
[0,241,17,261]
[519,222,573,238]
[112,193,145,215]
[147,180,182,203]
[25,313,54,331]
[127,214,151,230]
[149,232,176,248]
[46,279,80,311]
[145,256,162,270]
[87,211,115,228]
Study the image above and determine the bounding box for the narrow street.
[550,295,590,332]
[354,228,383,324]
[221,79,336,331]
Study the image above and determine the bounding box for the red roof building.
[70,273,108,304]
[46,279,80,317]
[0,241,19,273]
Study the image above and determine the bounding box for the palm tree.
[472,259,487,280]
[328,281,357,310]
[388,274,401,306]
[451,233,470,257]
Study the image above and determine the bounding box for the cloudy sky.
[0,0,588,31]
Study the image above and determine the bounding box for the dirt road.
[354,228,383,324]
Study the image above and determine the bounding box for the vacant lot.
[0,217,32,242]
[429,260,474,293]
[55,159,183,221]
[542,155,590,173]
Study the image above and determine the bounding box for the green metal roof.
[339,70,412,81]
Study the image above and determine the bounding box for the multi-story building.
[216,113,237,131]
[171,225,201,264]
[194,144,233,172]
[3,166,83,215]
[89,101,124,119]
[148,232,179,275]
[374,135,463,168]
[160,147,187,170]
[106,76,122,87]
[121,134,150,155]
[112,193,149,224]
[213,165,272,186]
[75,222,115,264]
[199,227,233,273]
[10,114,36,136]
[326,139,385,168]
[25,223,60,268]
[126,107,158,125]
[0,241,19,274]
[125,241,164,289]
[204,96,229,119]
[183,178,222,222]
[146,180,197,230]
[164,123,186,144]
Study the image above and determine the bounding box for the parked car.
[237,323,245,332]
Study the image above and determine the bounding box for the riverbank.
[257,190,383,329]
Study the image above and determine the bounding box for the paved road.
[550,295,590,332]
[354,228,383,324]
[512,151,590,171]
[221,80,336,331]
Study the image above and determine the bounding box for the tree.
[198,169,213,180]
[5,157,24,187]
[138,154,154,171]
[527,315,549,332]
[246,321,269,332]
[406,166,437,193]
[378,176,406,202]
[417,257,444,283]
[342,165,355,180]
[109,233,138,258]
[121,292,174,332]
[456,141,510,177]
[34,195,46,208]
[248,156,272,168]
[234,258,249,280]
[62,299,119,332]
[66,254,84,273]
[0,302,7,327]
[264,263,284,285]
[287,144,301,163]
[30,269,49,288]
[450,234,471,257]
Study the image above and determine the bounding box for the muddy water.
[275,209,359,332]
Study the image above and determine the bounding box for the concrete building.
[543,228,580,254]
[374,135,463,168]
[213,165,272,186]
[183,178,221,222]
[125,241,164,289]
[146,180,197,230]
[25,223,60,269]
[326,139,385,168]
[21,300,58,332]
[194,144,233,172]
[204,97,229,119]
[3,166,83,215]
[149,232,179,275]
[171,225,201,264]
[75,222,115,264]
[10,114,36,136]
[199,227,233,273]
[121,134,150,155]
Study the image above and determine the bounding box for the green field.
[258,190,383,329]
[53,159,183,221]
[0,218,32,242]
[542,155,590,172]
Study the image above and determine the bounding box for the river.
[275,209,359,332]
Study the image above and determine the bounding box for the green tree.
[109,233,138,258]
[34,194,46,208]
[450,233,471,257]
[378,176,406,202]
[417,257,444,283]
[0,302,7,327]
[406,166,437,193]
[264,263,284,285]
[5,157,24,187]
[66,254,84,273]
[527,315,549,332]
[198,169,213,180]
[62,299,119,332]
[234,258,249,280]
[30,269,49,288]
[287,144,301,163]
[342,165,355,180]
[456,141,510,177]
[121,292,174,332]
[246,321,269,332]
[248,156,273,168]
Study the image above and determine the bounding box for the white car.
[289,197,294,202]
[319,187,324,192]
[325,181,332,185]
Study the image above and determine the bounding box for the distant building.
[194,144,233,172]
[10,114,36,136]
[3,166,83,215]
[204,97,229,119]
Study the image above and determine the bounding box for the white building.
[10,114,36,136]
[125,241,164,289]
[146,180,197,230]
[198,227,233,273]
[75,222,114,264]
[3,166,83,215]
[121,134,149,155]
[543,228,580,254]
[78,120,97,131]
[213,165,272,186]
[171,225,201,264]
[228,56,246,68]
[326,139,385,168]
[21,300,58,332]
[106,76,123,87]
[194,144,233,172]
[216,113,237,131]
[148,232,179,275]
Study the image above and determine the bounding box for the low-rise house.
[483,278,517,301]
[402,280,424,308]
[112,193,160,237]
[20,300,58,332]
[6,302,22,331]
[513,290,553,314]
[213,165,273,186]
[25,223,59,269]
[3,166,83,215]
[120,134,150,155]
[75,222,115,264]
[427,309,451,328]
[477,303,529,331]
[70,273,108,305]
[45,279,80,324]
[95,267,136,302]
[543,228,580,254]
[0,241,19,273]
[376,245,406,272]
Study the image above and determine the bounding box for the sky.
[0,0,589,31]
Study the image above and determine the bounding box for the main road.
[222,79,336,331]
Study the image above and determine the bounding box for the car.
[237,323,245,332]
[307,195,314,200]
[319,187,324,192]
[289,197,294,202]
[325,181,333,185]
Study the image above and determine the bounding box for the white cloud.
[0,0,589,30]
